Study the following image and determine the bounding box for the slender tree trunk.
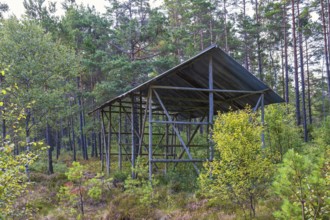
[83,108,88,160]
[223,0,229,53]
[291,0,301,125]
[91,131,95,157]
[209,19,213,44]
[56,128,60,160]
[79,181,84,216]
[255,0,263,81]
[270,49,277,91]
[2,111,5,144]
[0,75,6,146]
[243,0,249,70]
[281,39,285,98]
[305,39,312,124]
[68,121,73,151]
[70,100,77,161]
[77,76,87,160]
[321,0,330,102]
[94,131,97,157]
[283,5,289,103]
[46,122,54,174]
[25,108,31,179]
[327,0,330,65]
[297,2,308,141]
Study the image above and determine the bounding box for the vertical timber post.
[209,55,214,161]
[100,110,105,172]
[118,100,122,170]
[106,106,111,176]
[165,121,169,174]
[148,88,153,181]
[261,93,265,148]
[139,92,143,156]
[131,95,136,179]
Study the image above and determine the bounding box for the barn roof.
[90,45,284,117]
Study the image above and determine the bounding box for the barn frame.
[90,45,284,180]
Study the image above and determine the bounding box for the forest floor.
[19,156,276,220]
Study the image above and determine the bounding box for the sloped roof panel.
[91,45,284,116]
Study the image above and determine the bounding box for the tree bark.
[46,122,54,174]
[297,2,308,141]
[283,4,289,103]
[223,0,228,53]
[69,100,77,162]
[25,108,31,179]
[321,0,330,102]
[255,0,263,81]
[243,0,249,70]
[56,128,60,160]
[291,0,301,125]
[305,39,312,124]
[77,76,87,160]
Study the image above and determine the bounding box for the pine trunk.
[305,39,312,124]
[297,2,308,141]
[321,0,330,102]
[283,5,289,103]
[77,76,87,160]
[46,122,54,174]
[291,0,301,125]
[224,0,228,53]
[243,0,249,70]
[255,0,263,81]
[56,128,60,160]
[70,110,77,161]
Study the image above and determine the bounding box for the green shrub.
[30,159,48,173]
[123,157,160,207]
[199,108,274,218]
[53,162,68,173]
[273,145,329,219]
[113,170,128,182]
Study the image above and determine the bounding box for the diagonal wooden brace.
[153,89,199,174]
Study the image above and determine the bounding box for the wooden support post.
[100,111,105,172]
[131,95,137,179]
[139,92,143,156]
[173,115,177,158]
[261,93,265,148]
[209,55,214,161]
[148,88,153,181]
[165,119,169,174]
[119,101,122,170]
[106,107,111,176]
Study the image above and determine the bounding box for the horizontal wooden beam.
[151,86,268,94]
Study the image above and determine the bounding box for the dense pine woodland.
[0,0,329,219]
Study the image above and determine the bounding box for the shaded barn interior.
[90,45,284,179]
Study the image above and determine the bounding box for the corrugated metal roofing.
[90,45,284,117]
